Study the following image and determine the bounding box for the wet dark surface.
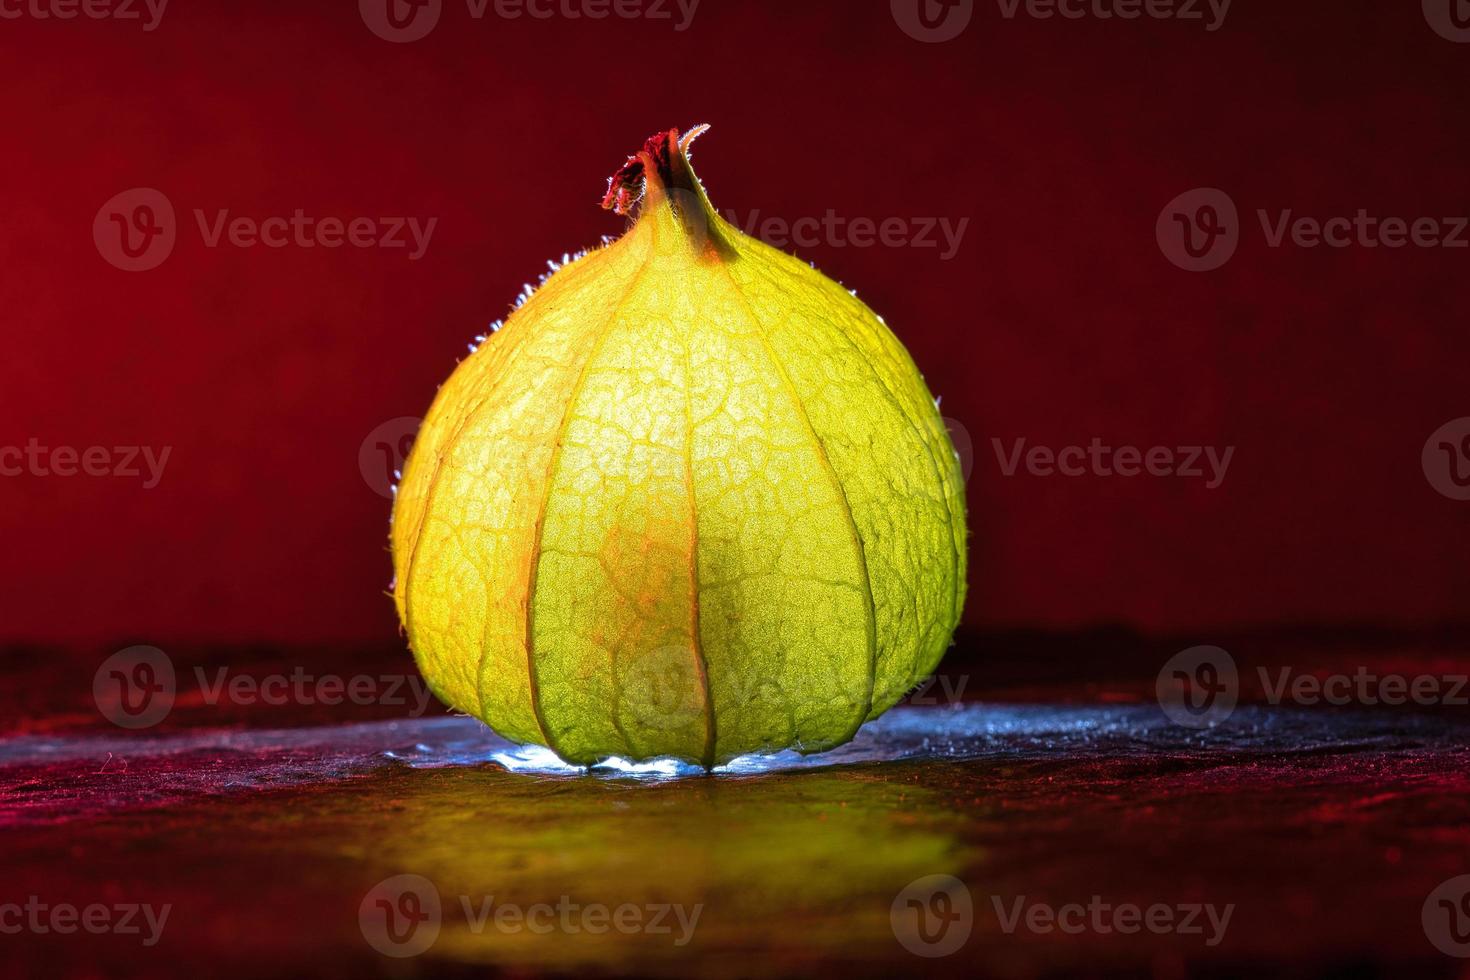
[3,637,1470,977]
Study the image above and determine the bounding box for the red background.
[2,0,1467,652]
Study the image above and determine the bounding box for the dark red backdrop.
[2,0,1466,651]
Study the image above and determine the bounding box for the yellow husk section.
[392,130,966,767]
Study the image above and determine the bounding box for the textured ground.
[3,636,1470,977]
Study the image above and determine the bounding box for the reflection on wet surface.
[2,703,1469,976]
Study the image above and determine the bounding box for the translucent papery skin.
[392,134,966,768]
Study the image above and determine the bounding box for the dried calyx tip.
[601,125,710,216]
